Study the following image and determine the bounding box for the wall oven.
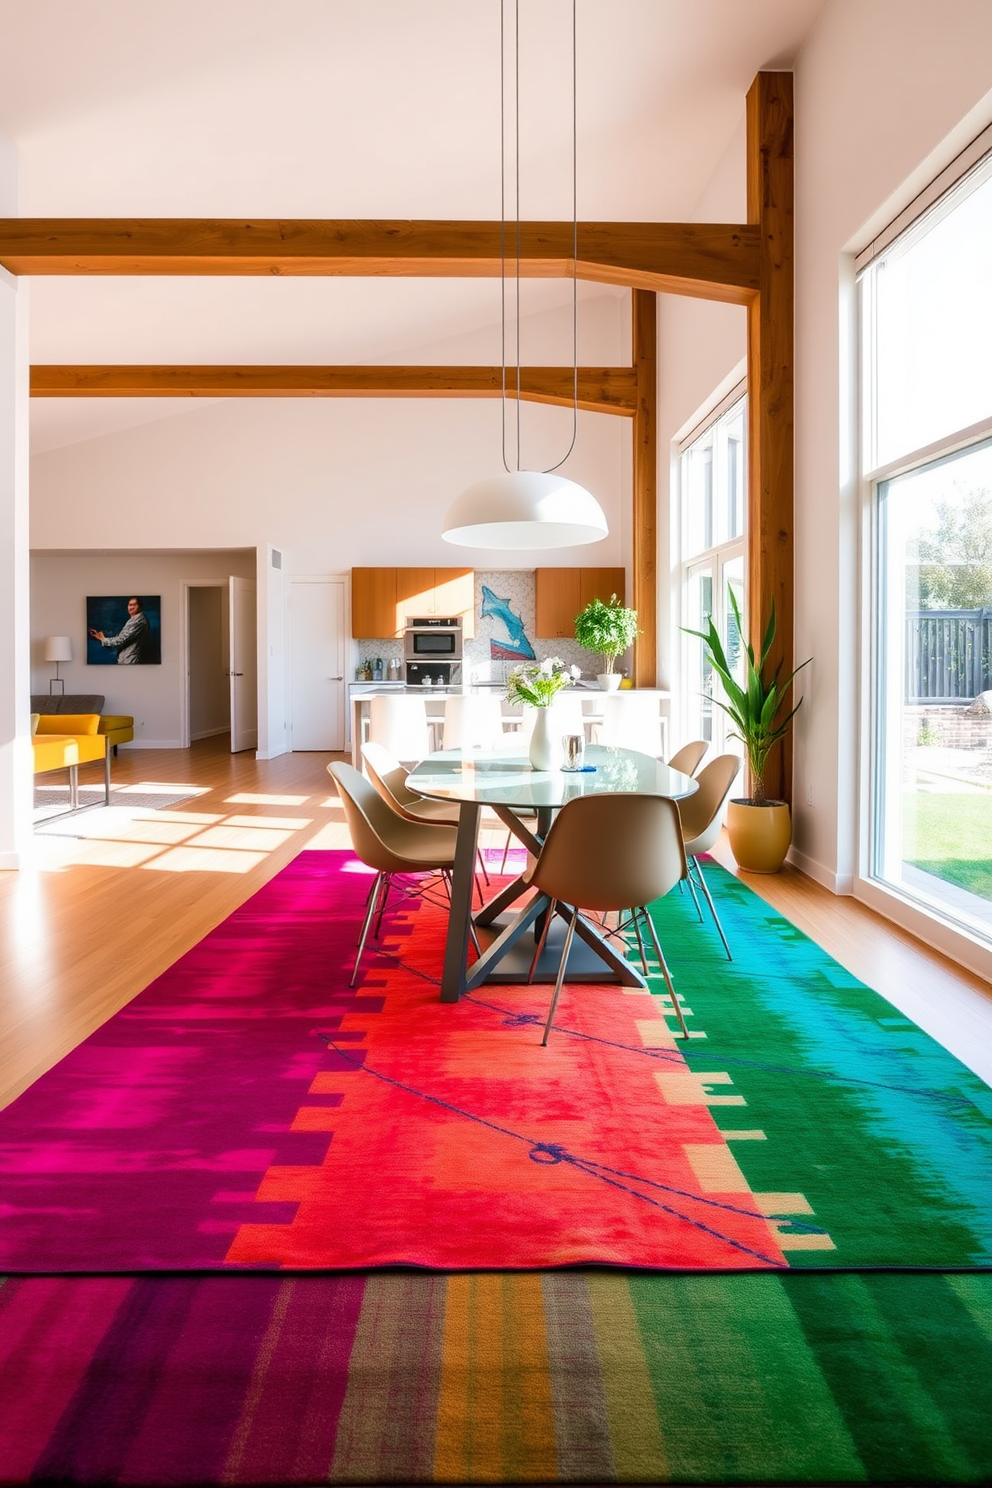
[403,617,463,663]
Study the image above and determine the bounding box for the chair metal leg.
[500,831,512,874]
[477,849,490,886]
[641,906,691,1039]
[541,906,578,1046]
[351,871,384,986]
[69,764,78,810]
[685,868,704,921]
[527,898,556,982]
[631,909,650,977]
[374,873,392,937]
[104,747,111,803]
[692,857,733,960]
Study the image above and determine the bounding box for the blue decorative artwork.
[480,585,536,662]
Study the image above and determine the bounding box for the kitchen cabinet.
[431,570,475,634]
[351,567,475,638]
[534,567,625,639]
[352,568,400,639]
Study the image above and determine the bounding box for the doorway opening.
[187,586,229,743]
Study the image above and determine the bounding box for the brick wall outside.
[905,706,992,750]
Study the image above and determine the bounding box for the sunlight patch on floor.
[224,792,311,807]
[222,815,313,830]
[116,782,212,797]
[189,824,298,852]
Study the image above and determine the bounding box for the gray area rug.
[34,783,207,829]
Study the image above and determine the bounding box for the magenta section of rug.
[0,852,382,1270]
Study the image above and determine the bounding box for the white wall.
[30,549,255,746]
[30,395,628,575]
[0,127,31,868]
[793,0,992,892]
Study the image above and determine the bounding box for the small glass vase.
[528,706,557,771]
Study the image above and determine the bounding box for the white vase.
[598,672,622,692]
[528,706,558,771]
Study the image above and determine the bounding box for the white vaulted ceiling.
[0,0,825,449]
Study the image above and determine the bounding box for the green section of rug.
[639,862,992,1268]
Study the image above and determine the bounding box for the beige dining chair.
[361,740,459,826]
[675,753,741,960]
[666,740,708,777]
[524,792,691,1045]
[362,740,490,893]
[328,761,468,985]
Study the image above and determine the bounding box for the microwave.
[403,617,464,662]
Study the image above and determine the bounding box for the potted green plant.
[506,658,580,770]
[684,590,809,872]
[574,594,639,691]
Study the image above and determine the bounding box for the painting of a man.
[86,596,161,665]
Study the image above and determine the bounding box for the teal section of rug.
[641,862,992,1268]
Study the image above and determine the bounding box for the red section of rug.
[0,851,784,1272]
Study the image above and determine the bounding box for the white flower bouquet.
[505,657,581,708]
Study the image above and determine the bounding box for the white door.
[229,576,258,753]
[289,577,346,751]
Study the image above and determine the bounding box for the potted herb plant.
[684,590,809,872]
[574,594,639,690]
[506,658,581,770]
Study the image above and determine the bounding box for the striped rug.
[1,1270,988,1484]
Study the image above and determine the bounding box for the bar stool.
[597,692,663,756]
[442,694,506,751]
[367,694,431,766]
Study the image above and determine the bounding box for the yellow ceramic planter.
[726,799,792,873]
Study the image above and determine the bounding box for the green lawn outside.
[904,788,992,900]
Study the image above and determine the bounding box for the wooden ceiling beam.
[631,290,657,689]
[29,364,638,415]
[0,219,758,301]
[746,70,795,806]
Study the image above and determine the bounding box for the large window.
[862,150,992,945]
[678,390,746,754]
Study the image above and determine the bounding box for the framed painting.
[86,595,162,665]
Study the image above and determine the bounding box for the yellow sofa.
[32,713,110,808]
[30,694,135,754]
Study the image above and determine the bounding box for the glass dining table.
[406,743,698,1002]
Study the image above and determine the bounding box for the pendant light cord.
[499,0,579,477]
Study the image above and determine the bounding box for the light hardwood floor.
[2,734,990,1109]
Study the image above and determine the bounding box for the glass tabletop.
[407,743,697,809]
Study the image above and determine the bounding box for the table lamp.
[43,635,72,695]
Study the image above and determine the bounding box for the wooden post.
[632,288,657,688]
[746,72,794,804]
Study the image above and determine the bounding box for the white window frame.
[856,141,992,983]
[674,383,747,757]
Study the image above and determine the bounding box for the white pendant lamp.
[443,470,608,549]
[442,0,608,551]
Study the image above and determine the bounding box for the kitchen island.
[349,683,670,767]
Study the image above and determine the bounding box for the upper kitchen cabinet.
[534,567,626,639]
[352,567,400,639]
[429,569,475,636]
[351,567,475,638]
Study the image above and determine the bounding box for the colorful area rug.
[1,1271,989,1484]
[0,851,988,1272]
